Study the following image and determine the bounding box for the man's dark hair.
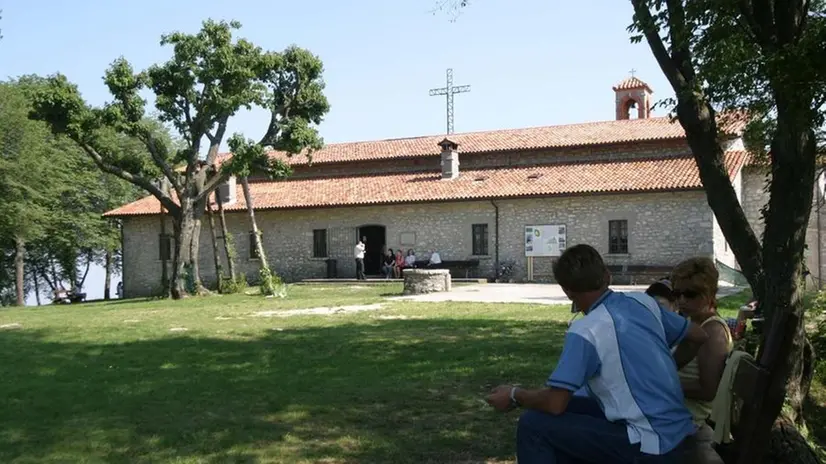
[553,244,608,292]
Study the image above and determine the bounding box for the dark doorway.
[358,225,386,275]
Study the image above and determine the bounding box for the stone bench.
[411,259,480,278]
[403,269,452,295]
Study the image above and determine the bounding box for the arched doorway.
[358,225,386,276]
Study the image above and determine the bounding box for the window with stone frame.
[249,231,261,259]
[313,229,328,258]
[472,223,489,256]
[158,234,172,261]
[608,220,629,254]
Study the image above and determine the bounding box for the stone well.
[403,269,452,295]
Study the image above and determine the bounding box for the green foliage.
[225,134,292,179]
[627,0,826,151]
[809,290,826,383]
[0,77,145,301]
[220,274,247,294]
[25,19,330,299]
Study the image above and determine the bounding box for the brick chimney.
[439,138,459,180]
[612,76,653,120]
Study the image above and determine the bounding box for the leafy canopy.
[28,19,330,213]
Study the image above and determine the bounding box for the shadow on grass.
[0,318,567,463]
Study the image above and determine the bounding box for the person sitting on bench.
[485,244,709,463]
[669,257,734,427]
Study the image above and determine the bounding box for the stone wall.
[712,170,742,269]
[740,167,826,286]
[121,189,715,298]
[496,191,713,282]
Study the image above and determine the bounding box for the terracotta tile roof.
[612,77,653,93]
[210,116,745,167]
[105,151,748,217]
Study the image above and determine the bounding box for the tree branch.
[774,0,808,45]
[633,0,766,296]
[77,140,180,216]
[138,129,181,194]
[259,103,287,147]
[631,0,689,91]
[196,170,231,204]
[664,0,695,81]
[739,0,778,49]
[206,116,228,164]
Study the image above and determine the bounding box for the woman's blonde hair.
[671,257,719,300]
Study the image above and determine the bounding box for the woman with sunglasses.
[669,257,733,426]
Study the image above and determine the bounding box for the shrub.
[220,275,248,294]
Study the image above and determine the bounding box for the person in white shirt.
[428,250,442,266]
[404,249,417,267]
[354,239,366,280]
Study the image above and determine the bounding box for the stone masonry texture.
[122,189,718,298]
[119,146,826,298]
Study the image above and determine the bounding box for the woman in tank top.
[669,257,733,425]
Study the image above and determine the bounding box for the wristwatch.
[509,386,520,408]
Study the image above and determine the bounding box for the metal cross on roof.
[429,68,470,135]
[629,68,637,77]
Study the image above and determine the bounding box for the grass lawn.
[0,284,570,464]
[2,284,822,463]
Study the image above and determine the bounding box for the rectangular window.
[608,220,629,254]
[249,231,261,259]
[313,229,328,258]
[472,223,489,256]
[159,234,172,261]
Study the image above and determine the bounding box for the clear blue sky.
[1,0,674,302]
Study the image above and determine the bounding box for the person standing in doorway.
[354,238,366,280]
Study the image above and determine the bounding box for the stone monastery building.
[106,77,826,298]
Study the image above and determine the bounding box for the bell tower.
[613,73,653,120]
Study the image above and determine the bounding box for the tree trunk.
[189,198,209,295]
[31,269,41,306]
[737,109,818,463]
[206,201,224,293]
[171,200,196,300]
[50,259,61,291]
[39,268,55,292]
[765,416,820,464]
[160,209,169,298]
[78,253,91,290]
[14,236,25,306]
[216,193,237,281]
[104,249,113,300]
[241,176,269,270]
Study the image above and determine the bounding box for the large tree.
[627,1,825,462]
[448,0,825,461]
[29,19,330,299]
[0,81,63,305]
[1,78,148,305]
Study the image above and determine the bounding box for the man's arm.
[514,387,572,415]
[672,321,710,369]
[486,327,599,415]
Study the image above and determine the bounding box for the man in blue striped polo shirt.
[486,244,709,463]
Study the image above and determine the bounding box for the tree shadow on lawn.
[0,318,567,464]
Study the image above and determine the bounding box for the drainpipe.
[490,199,500,278]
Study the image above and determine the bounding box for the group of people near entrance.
[486,244,739,463]
[353,237,443,280]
